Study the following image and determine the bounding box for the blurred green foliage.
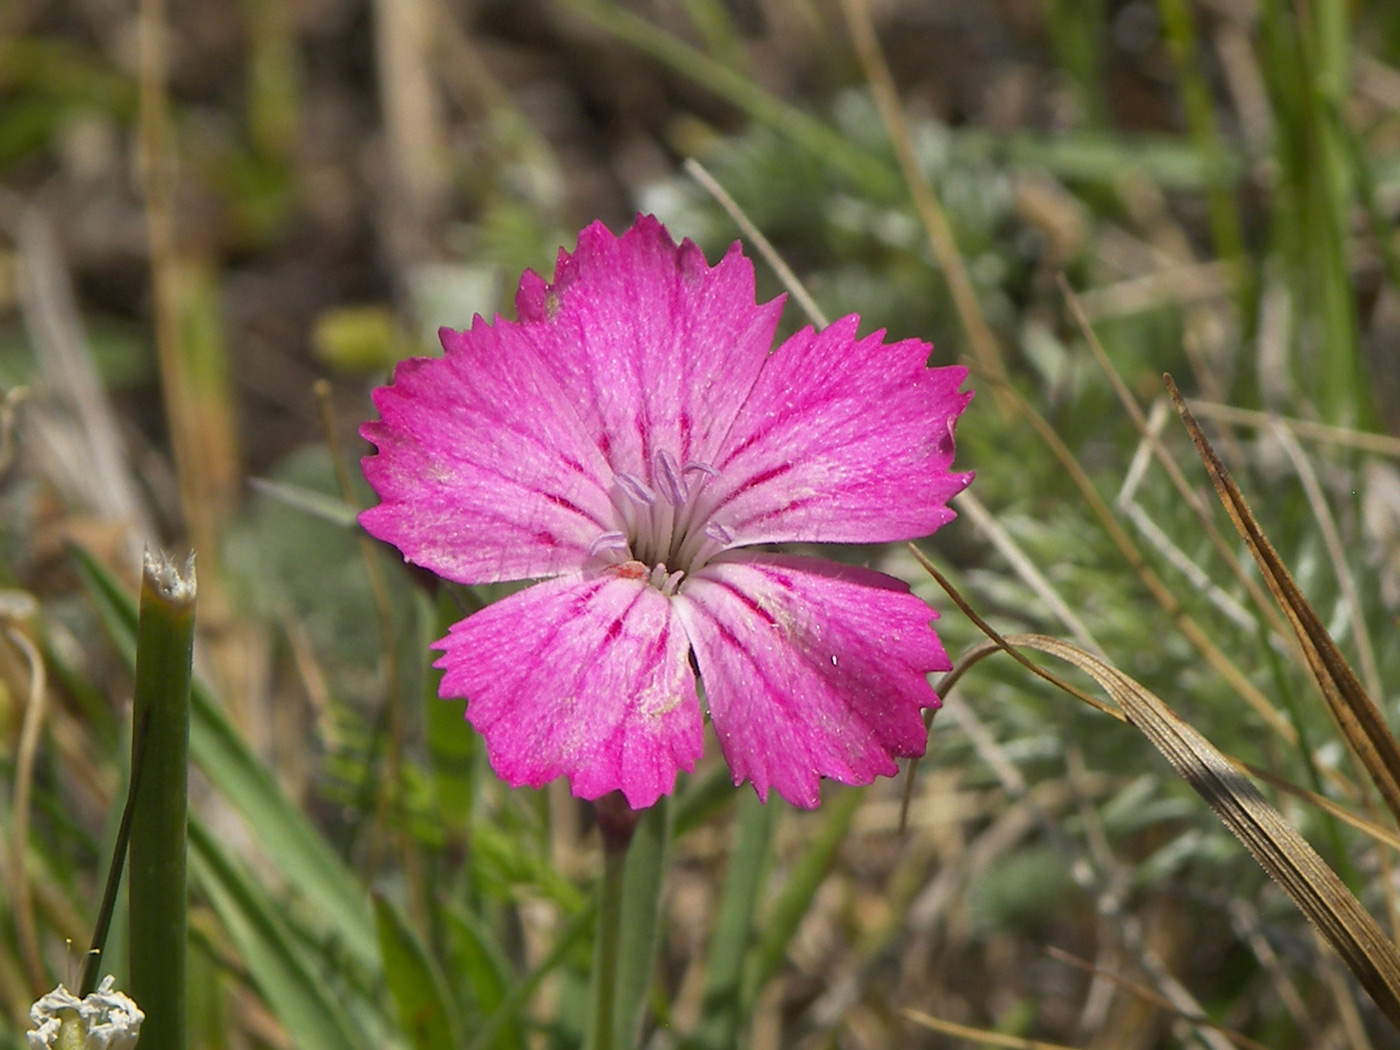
[6,0,1400,1046]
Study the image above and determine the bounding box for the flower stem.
[587,793,672,1050]
[587,828,629,1050]
[613,798,671,1044]
[128,550,195,1050]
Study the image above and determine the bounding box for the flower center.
[588,449,733,592]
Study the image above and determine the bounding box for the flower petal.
[360,319,618,585]
[514,215,784,479]
[436,573,704,809]
[673,553,948,808]
[700,316,973,546]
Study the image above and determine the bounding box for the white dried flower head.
[26,976,143,1050]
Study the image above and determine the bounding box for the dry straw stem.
[837,0,1010,404]
[960,374,1297,744]
[1187,400,1400,459]
[1165,375,1400,829]
[1044,946,1271,1050]
[318,382,417,906]
[1059,276,1291,646]
[1266,422,1383,704]
[903,1010,1078,1050]
[909,566,1243,1050]
[684,158,829,330]
[917,557,1400,1030]
[923,553,1400,857]
[1011,631,1400,1030]
[4,608,47,994]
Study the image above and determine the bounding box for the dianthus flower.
[361,216,972,809]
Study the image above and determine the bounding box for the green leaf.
[189,820,369,1050]
[746,788,862,1005]
[443,909,525,1050]
[69,546,379,976]
[374,894,463,1050]
[688,792,775,1050]
[122,553,195,1050]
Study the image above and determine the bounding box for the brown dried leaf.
[1007,632,1400,1030]
[1165,374,1400,827]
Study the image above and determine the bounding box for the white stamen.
[615,472,656,506]
[704,521,734,545]
[608,451,732,590]
[653,450,688,505]
[589,531,630,557]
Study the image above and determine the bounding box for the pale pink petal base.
[674,553,949,808]
[436,573,704,809]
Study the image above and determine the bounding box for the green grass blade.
[188,820,370,1050]
[556,0,899,200]
[1155,0,1250,313]
[745,788,862,1006]
[373,894,463,1050]
[612,798,672,1049]
[68,545,379,975]
[127,550,195,1050]
[443,908,525,1050]
[688,792,775,1050]
[674,764,737,836]
[465,901,598,1050]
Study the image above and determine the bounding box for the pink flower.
[360,216,972,809]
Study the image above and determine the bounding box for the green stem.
[128,550,196,1050]
[588,840,628,1050]
[613,798,671,1045]
[79,703,151,996]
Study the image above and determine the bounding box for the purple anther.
[615,472,656,506]
[588,531,631,557]
[653,450,688,506]
[704,520,734,545]
[683,460,719,478]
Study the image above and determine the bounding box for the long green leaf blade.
[69,545,378,974]
[189,820,369,1050]
[373,894,463,1050]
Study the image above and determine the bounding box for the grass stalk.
[1155,0,1251,316]
[128,550,196,1050]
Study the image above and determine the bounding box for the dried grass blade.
[1044,946,1272,1050]
[1235,760,1400,854]
[1012,632,1400,1030]
[1062,277,1290,645]
[903,1010,1081,1049]
[1166,375,1400,827]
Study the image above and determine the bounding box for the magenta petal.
[674,553,949,808]
[701,317,973,546]
[360,320,617,585]
[514,216,784,477]
[436,573,703,809]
